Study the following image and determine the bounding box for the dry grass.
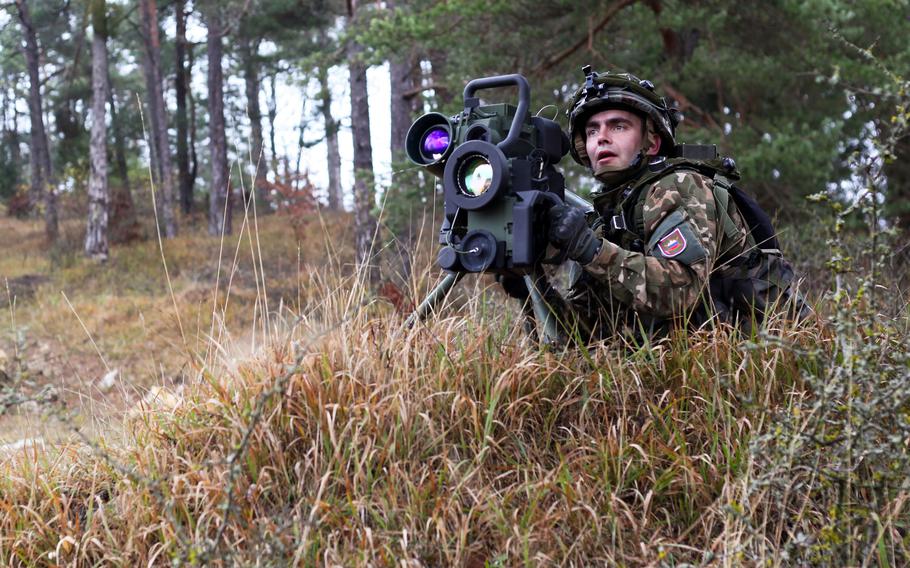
[0,217,51,279]
[0,203,341,429]
[0,201,907,566]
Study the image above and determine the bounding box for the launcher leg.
[523,268,563,346]
[406,272,465,327]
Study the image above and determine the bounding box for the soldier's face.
[584,109,659,170]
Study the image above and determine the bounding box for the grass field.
[0,195,908,566]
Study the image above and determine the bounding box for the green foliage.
[33,0,92,176]
[359,0,910,226]
[237,0,329,42]
[743,61,910,566]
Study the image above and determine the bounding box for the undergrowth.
[0,253,825,566]
[1,196,908,566]
[0,200,893,567]
[1,200,908,566]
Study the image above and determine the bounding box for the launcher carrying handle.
[462,74,531,155]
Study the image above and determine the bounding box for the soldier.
[543,67,805,341]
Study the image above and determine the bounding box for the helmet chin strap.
[592,150,648,189]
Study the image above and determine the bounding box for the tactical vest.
[598,158,807,329]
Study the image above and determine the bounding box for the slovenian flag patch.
[657,227,687,257]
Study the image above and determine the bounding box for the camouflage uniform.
[561,165,753,339]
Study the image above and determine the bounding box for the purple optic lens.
[421,128,450,156]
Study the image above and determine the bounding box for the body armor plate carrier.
[600,157,810,331]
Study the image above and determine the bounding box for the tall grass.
[2,183,909,567]
[0,221,842,566]
[2,199,908,566]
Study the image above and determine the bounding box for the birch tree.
[85,0,110,260]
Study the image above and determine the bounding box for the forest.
[0,0,909,565]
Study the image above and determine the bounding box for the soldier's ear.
[645,131,661,156]
[642,118,660,156]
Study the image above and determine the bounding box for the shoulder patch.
[657,227,687,257]
[647,210,708,265]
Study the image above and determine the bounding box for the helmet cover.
[567,66,682,167]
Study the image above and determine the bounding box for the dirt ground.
[0,208,340,453]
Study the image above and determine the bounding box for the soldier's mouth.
[596,151,617,163]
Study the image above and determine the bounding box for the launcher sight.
[405,74,570,274]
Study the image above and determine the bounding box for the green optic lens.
[461,156,494,196]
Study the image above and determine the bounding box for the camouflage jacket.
[559,165,754,339]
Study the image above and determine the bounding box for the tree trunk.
[294,96,306,190]
[427,48,454,108]
[239,37,267,204]
[108,86,130,194]
[318,64,343,210]
[138,0,177,237]
[15,0,57,241]
[205,7,231,236]
[1,86,7,137]
[2,83,23,188]
[348,1,377,280]
[175,0,192,214]
[187,42,199,194]
[389,53,420,159]
[267,72,279,178]
[108,84,140,244]
[388,0,420,159]
[85,0,110,261]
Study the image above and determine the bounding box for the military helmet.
[567,65,682,167]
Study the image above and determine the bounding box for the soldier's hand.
[547,204,600,264]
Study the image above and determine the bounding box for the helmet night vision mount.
[405,74,570,274]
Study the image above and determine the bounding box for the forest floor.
[0,206,349,449]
